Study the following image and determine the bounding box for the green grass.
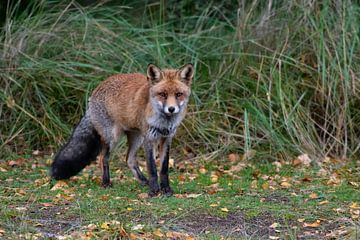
[0,155,359,239]
[0,1,359,160]
[1,1,360,239]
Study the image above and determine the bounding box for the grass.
[0,1,359,160]
[0,154,359,239]
[0,1,360,239]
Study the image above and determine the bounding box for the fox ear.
[179,63,194,85]
[147,64,162,85]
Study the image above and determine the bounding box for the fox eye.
[159,92,167,98]
[175,92,183,98]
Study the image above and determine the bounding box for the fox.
[50,63,194,196]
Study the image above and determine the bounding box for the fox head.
[147,63,193,117]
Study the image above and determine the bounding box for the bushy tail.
[51,112,101,179]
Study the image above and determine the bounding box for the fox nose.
[168,106,175,113]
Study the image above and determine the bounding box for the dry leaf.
[309,192,318,199]
[269,236,280,240]
[138,193,149,199]
[210,172,219,183]
[269,222,281,228]
[350,202,359,209]
[153,228,164,237]
[319,200,329,205]
[280,181,292,188]
[262,181,269,190]
[131,224,144,231]
[303,220,321,228]
[220,207,229,212]
[51,181,69,191]
[100,222,110,230]
[228,153,239,162]
[186,193,202,198]
[199,166,207,174]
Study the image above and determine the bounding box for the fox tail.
[50,112,101,179]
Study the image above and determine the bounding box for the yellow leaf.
[319,200,329,205]
[153,228,164,237]
[350,202,359,209]
[303,220,321,228]
[297,218,305,223]
[209,203,218,207]
[220,207,229,212]
[280,181,292,188]
[262,181,269,190]
[51,181,69,191]
[127,207,133,211]
[100,222,110,230]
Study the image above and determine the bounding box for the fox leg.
[126,131,148,186]
[98,126,121,188]
[159,137,173,196]
[144,139,159,196]
[98,142,111,188]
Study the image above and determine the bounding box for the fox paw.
[161,186,173,197]
[101,181,112,188]
[148,189,160,197]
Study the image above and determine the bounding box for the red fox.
[51,63,194,196]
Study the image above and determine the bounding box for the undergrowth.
[0,0,359,160]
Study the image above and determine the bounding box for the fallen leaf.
[51,181,69,191]
[262,181,269,190]
[220,207,229,212]
[186,193,202,198]
[309,192,318,199]
[210,172,219,183]
[297,218,305,223]
[280,181,292,188]
[269,222,281,228]
[131,224,144,231]
[269,236,280,240]
[153,228,164,237]
[303,220,321,228]
[228,153,239,162]
[319,200,329,205]
[100,222,110,230]
[199,166,207,174]
[350,202,359,209]
[209,203,218,207]
[8,158,24,167]
[138,193,149,199]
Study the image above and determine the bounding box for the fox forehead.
[151,79,190,94]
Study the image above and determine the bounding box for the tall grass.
[0,0,359,161]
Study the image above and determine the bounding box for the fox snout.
[164,105,180,115]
